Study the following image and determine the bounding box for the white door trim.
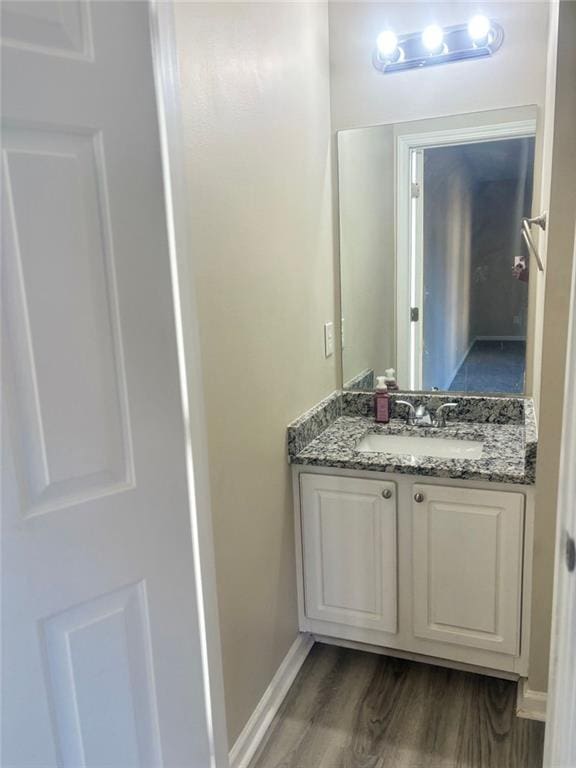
[531,0,559,417]
[149,2,229,765]
[543,222,576,765]
[395,118,537,390]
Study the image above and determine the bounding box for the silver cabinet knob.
[414,492,424,503]
[381,489,392,499]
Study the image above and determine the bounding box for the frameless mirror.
[338,106,538,394]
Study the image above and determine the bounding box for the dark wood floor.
[250,644,544,768]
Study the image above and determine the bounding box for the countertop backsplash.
[287,390,538,485]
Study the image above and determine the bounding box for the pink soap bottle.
[374,377,390,423]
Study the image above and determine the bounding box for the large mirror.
[338,106,538,394]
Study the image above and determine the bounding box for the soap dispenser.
[375,376,390,423]
[384,368,399,390]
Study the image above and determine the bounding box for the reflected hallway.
[449,339,526,393]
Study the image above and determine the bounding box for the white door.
[412,484,524,655]
[1,2,220,766]
[300,474,397,633]
[544,225,576,766]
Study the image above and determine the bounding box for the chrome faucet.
[434,402,459,426]
[395,400,458,427]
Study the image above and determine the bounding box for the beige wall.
[338,125,395,385]
[174,2,336,743]
[529,0,576,693]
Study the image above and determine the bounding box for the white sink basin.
[356,433,483,459]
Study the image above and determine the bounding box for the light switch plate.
[324,322,334,358]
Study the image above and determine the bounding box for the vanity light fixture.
[467,14,491,45]
[421,24,445,54]
[373,17,503,74]
[376,30,401,63]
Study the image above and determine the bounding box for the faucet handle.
[395,400,416,424]
[434,402,458,427]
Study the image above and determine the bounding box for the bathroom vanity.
[288,391,537,678]
[311,101,546,685]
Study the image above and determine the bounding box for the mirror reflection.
[338,107,537,394]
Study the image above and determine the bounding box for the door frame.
[395,118,537,390]
[149,2,229,765]
[543,222,576,766]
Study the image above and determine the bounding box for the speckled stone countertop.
[288,392,537,485]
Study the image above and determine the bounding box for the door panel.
[42,582,161,767]
[2,0,92,60]
[301,474,397,633]
[412,484,524,655]
[3,127,133,516]
[1,3,214,766]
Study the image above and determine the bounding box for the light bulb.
[422,24,444,52]
[376,30,398,59]
[468,14,491,43]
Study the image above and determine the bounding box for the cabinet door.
[412,484,524,655]
[300,474,397,633]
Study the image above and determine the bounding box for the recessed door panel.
[1,1,92,60]
[2,128,134,517]
[42,582,161,767]
[412,484,524,654]
[428,503,500,634]
[319,495,380,614]
[301,474,397,633]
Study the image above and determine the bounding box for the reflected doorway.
[397,125,536,393]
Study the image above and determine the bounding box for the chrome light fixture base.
[373,21,504,74]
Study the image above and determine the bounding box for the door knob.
[381,489,392,499]
[414,492,424,503]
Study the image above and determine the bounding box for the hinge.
[410,307,419,322]
[411,182,420,199]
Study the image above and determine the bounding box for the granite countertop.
[288,392,537,485]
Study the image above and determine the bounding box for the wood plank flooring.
[250,644,544,768]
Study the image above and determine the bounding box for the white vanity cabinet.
[294,469,532,676]
[412,484,524,656]
[300,474,397,634]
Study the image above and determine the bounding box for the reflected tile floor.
[250,644,544,768]
[449,340,526,394]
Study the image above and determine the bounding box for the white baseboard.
[229,633,314,768]
[516,678,547,721]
